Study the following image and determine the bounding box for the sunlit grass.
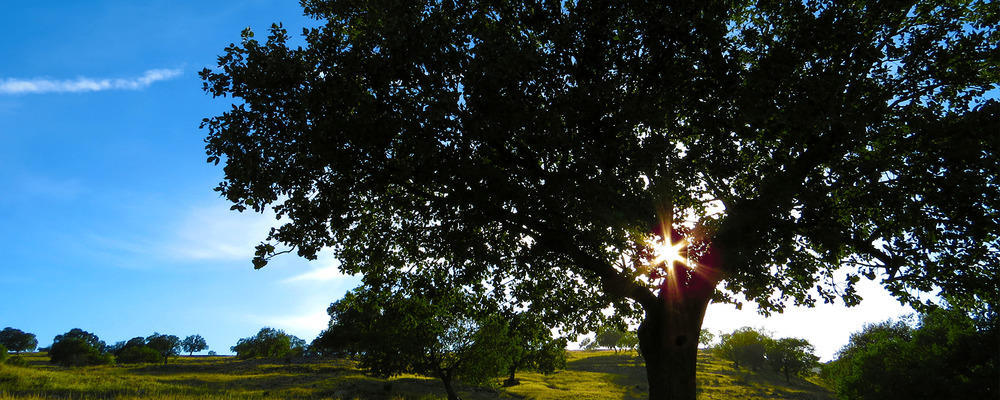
[1,350,833,399]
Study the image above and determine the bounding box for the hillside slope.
[0,350,833,399]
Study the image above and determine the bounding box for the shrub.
[826,308,997,399]
[48,329,112,367]
[5,355,27,367]
[0,344,8,363]
[117,345,162,364]
[231,327,305,359]
[49,338,112,367]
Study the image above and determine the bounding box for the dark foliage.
[716,327,769,371]
[201,1,999,398]
[316,285,515,400]
[181,334,209,356]
[48,329,112,367]
[825,308,998,399]
[146,333,181,365]
[0,328,38,354]
[231,328,305,360]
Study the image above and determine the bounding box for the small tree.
[765,338,819,383]
[118,346,162,364]
[0,328,38,354]
[231,327,305,359]
[181,335,209,356]
[501,313,567,386]
[48,328,112,367]
[716,327,769,371]
[110,337,162,364]
[145,333,181,365]
[698,329,716,349]
[595,326,625,353]
[317,285,515,400]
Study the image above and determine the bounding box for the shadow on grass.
[566,353,648,398]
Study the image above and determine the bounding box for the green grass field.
[0,350,833,399]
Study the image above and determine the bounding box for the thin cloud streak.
[0,69,182,95]
[282,265,344,283]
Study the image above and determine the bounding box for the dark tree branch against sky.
[200,1,999,399]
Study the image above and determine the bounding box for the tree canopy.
[716,327,769,371]
[0,327,38,354]
[201,1,999,398]
[181,334,209,356]
[48,328,112,367]
[110,337,163,364]
[231,327,306,359]
[317,283,516,400]
[825,308,998,399]
[765,337,819,383]
[145,333,182,365]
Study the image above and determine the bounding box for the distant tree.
[231,327,305,359]
[0,328,38,354]
[109,337,161,364]
[181,335,209,356]
[207,350,217,356]
[318,285,515,400]
[826,308,998,400]
[765,338,819,383]
[716,327,769,371]
[202,2,1000,399]
[119,346,162,364]
[595,326,625,353]
[698,330,716,349]
[501,313,567,386]
[48,328,112,367]
[145,333,181,365]
[618,331,639,353]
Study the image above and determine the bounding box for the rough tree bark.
[637,258,718,400]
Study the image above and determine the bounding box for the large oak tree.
[200,1,999,398]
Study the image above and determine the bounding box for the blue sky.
[0,0,913,360]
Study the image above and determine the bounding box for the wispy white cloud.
[281,250,346,283]
[254,310,331,335]
[162,203,277,261]
[0,69,182,95]
[282,265,344,283]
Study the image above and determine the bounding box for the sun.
[650,237,689,267]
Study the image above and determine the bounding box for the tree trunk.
[503,364,520,386]
[637,279,713,400]
[441,375,461,400]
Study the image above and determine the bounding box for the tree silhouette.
[145,333,181,365]
[201,1,999,398]
[318,284,515,400]
[48,328,112,367]
[181,334,209,356]
[231,327,305,359]
[0,327,37,354]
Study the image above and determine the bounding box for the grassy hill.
[0,350,833,399]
